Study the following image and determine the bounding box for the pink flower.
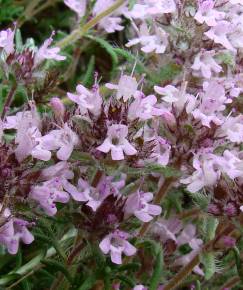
[228,24,243,49]
[99,230,136,264]
[127,0,176,19]
[0,27,15,55]
[204,21,235,51]
[41,123,79,161]
[106,75,138,102]
[230,0,243,4]
[133,286,148,290]
[151,137,171,166]
[125,191,162,222]
[15,126,52,162]
[126,23,168,54]
[77,178,102,211]
[97,124,137,160]
[30,162,85,215]
[77,174,125,211]
[191,50,222,79]
[194,0,225,26]
[174,224,204,276]
[181,153,220,192]
[146,0,176,15]
[192,81,228,127]
[30,180,70,216]
[0,206,34,254]
[67,84,102,117]
[34,32,66,67]
[4,106,41,142]
[218,115,243,143]
[64,0,86,18]
[128,93,164,121]
[93,0,125,33]
[154,84,196,113]
[151,218,182,242]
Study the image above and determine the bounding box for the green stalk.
[56,0,126,49]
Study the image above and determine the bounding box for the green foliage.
[126,163,180,178]
[201,252,216,280]
[186,191,210,210]
[201,216,219,242]
[216,51,235,67]
[0,0,24,23]
[86,35,118,76]
[149,247,164,290]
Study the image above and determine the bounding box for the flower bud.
[50,97,65,118]
[221,236,236,248]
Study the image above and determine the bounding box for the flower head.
[106,75,138,102]
[41,123,79,161]
[0,27,15,56]
[34,32,66,67]
[0,206,34,254]
[99,230,136,264]
[64,0,86,18]
[125,191,162,222]
[97,124,137,160]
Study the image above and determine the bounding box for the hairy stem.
[220,276,241,290]
[1,84,17,120]
[163,254,200,290]
[56,0,126,49]
[163,224,234,290]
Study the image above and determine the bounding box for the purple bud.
[50,97,65,118]
[208,203,221,215]
[224,202,238,217]
[222,236,236,248]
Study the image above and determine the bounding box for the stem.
[92,169,103,187]
[18,0,59,27]
[221,276,241,290]
[138,177,175,237]
[163,253,200,290]
[67,241,85,265]
[163,224,234,290]
[1,84,17,120]
[56,0,127,49]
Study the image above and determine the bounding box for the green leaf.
[21,279,31,290]
[15,29,23,52]
[144,163,181,178]
[149,247,164,290]
[195,280,201,290]
[114,48,149,75]
[70,151,95,164]
[82,55,95,87]
[201,216,218,242]
[201,252,216,280]
[186,191,210,210]
[78,274,97,290]
[157,63,182,84]
[86,35,118,75]
[116,274,136,288]
[216,51,235,67]
[232,247,243,283]
[41,259,73,284]
[117,262,141,273]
